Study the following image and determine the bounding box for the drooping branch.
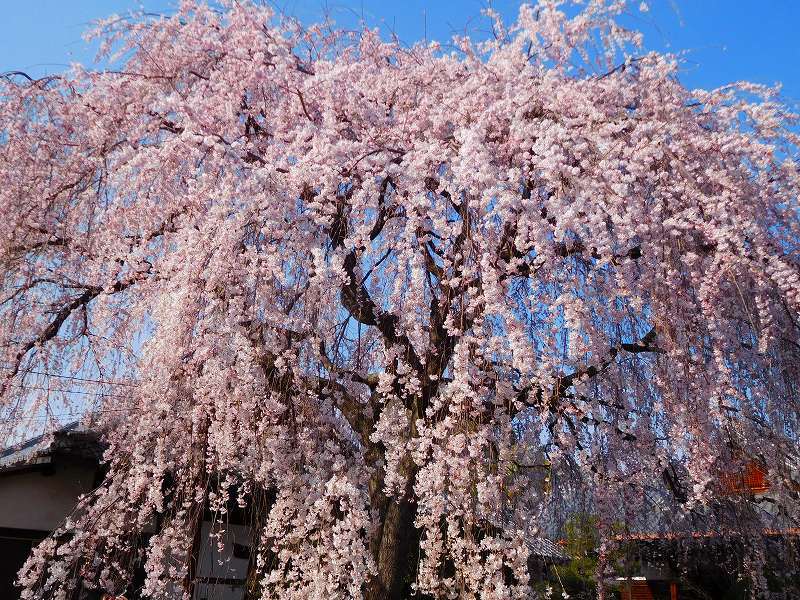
[514,326,662,418]
[1,271,149,393]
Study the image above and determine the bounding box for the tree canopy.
[1,1,799,598]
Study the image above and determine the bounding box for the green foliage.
[550,514,600,599]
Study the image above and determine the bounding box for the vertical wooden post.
[670,581,678,600]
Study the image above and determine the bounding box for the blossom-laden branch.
[1,1,799,599]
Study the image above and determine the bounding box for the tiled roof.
[0,421,103,471]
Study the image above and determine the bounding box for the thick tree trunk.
[365,432,420,600]
[366,495,418,600]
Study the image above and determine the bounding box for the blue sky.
[1,1,799,103]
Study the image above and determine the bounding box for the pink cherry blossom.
[1,1,798,598]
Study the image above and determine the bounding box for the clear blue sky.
[1,1,799,103]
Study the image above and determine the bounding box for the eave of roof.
[612,527,800,542]
[0,421,103,472]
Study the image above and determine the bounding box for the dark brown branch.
[296,89,315,122]
[328,180,424,380]
[514,326,662,417]
[318,340,379,392]
[304,357,375,446]
[1,272,148,394]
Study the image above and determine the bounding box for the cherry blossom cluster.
[1,0,798,598]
